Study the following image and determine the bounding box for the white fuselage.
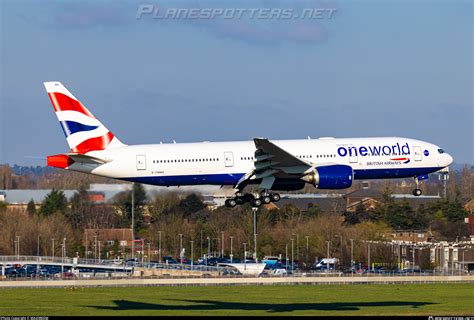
[71,136,453,189]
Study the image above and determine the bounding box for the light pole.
[326,240,331,270]
[147,242,151,266]
[252,207,258,262]
[131,183,135,260]
[398,243,401,271]
[229,236,234,262]
[296,234,299,262]
[98,240,101,261]
[94,235,97,260]
[291,238,294,271]
[200,230,203,259]
[178,234,183,265]
[51,238,55,257]
[63,237,67,258]
[335,234,343,267]
[368,242,371,273]
[16,235,20,258]
[350,239,354,271]
[243,242,247,271]
[305,235,309,265]
[207,236,211,264]
[85,231,88,260]
[61,240,64,276]
[158,230,162,263]
[221,231,224,258]
[190,240,194,269]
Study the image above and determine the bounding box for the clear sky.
[0,0,472,166]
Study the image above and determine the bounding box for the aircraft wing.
[235,138,313,190]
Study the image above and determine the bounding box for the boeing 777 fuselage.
[44,82,453,207]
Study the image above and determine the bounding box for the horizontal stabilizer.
[47,153,111,169]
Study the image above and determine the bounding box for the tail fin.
[44,81,125,154]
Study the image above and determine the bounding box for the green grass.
[0,283,473,316]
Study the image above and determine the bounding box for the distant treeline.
[0,164,121,189]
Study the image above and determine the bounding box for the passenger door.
[223,151,234,167]
[413,146,422,161]
[136,154,147,170]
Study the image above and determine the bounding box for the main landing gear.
[412,176,422,196]
[225,191,281,208]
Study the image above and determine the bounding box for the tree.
[39,189,68,216]
[114,183,147,232]
[26,199,36,216]
[306,203,322,219]
[148,191,181,219]
[68,186,92,229]
[460,164,473,202]
[178,193,206,217]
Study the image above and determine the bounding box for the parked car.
[263,256,279,267]
[125,258,138,266]
[272,268,288,276]
[312,258,338,271]
[163,256,178,264]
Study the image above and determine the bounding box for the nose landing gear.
[412,176,422,196]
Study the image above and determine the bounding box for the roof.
[391,194,441,207]
[344,188,384,200]
[0,190,77,204]
[464,199,474,211]
[273,194,346,213]
[0,189,126,204]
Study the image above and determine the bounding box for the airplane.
[44,81,454,208]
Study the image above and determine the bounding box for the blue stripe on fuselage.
[121,167,444,187]
[121,173,246,186]
[353,167,443,180]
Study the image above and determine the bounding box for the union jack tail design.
[44,82,125,154]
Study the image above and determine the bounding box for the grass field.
[1,283,473,316]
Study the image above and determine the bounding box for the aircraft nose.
[445,153,454,167]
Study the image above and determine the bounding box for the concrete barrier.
[0,275,473,288]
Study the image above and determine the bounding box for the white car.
[272,268,287,276]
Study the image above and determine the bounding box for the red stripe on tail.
[71,132,115,154]
[48,92,95,118]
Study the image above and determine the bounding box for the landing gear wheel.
[225,199,237,208]
[270,193,281,202]
[252,199,262,207]
[262,196,271,204]
[413,176,422,197]
[243,194,255,203]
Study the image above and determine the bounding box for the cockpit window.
[438,149,445,154]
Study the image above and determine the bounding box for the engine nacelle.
[301,164,353,189]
